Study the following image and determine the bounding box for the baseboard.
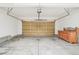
[11,34,23,39]
[0,35,12,43]
[0,35,11,39]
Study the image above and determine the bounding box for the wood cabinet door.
[68,31,77,43]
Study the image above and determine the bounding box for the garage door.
[22,21,55,37]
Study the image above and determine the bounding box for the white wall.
[55,8,79,34]
[0,8,22,37]
[17,20,22,35]
[1,7,79,36]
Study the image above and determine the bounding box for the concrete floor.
[0,36,79,55]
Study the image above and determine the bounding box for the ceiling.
[0,3,79,21]
[11,7,68,20]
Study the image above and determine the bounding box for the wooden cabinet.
[58,29,77,44]
[68,31,77,43]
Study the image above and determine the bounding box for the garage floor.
[0,36,79,55]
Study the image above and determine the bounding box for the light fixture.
[37,3,42,21]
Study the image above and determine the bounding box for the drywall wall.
[17,20,22,35]
[0,8,22,37]
[55,8,79,34]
